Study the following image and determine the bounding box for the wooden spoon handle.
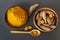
[10,31,30,34]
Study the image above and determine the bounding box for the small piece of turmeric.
[40,20,45,24]
[24,26,32,31]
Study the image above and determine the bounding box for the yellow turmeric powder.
[6,6,28,28]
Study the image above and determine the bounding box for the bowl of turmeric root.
[33,8,58,32]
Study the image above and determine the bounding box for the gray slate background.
[0,0,60,40]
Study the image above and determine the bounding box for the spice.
[40,20,45,24]
[6,6,28,28]
[24,26,32,31]
[24,27,29,31]
[29,3,39,16]
[31,31,38,36]
[49,14,53,19]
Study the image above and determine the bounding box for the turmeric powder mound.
[6,6,28,28]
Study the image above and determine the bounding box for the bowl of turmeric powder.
[5,5,28,28]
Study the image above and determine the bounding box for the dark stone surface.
[0,0,60,40]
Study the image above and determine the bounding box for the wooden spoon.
[10,29,41,37]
